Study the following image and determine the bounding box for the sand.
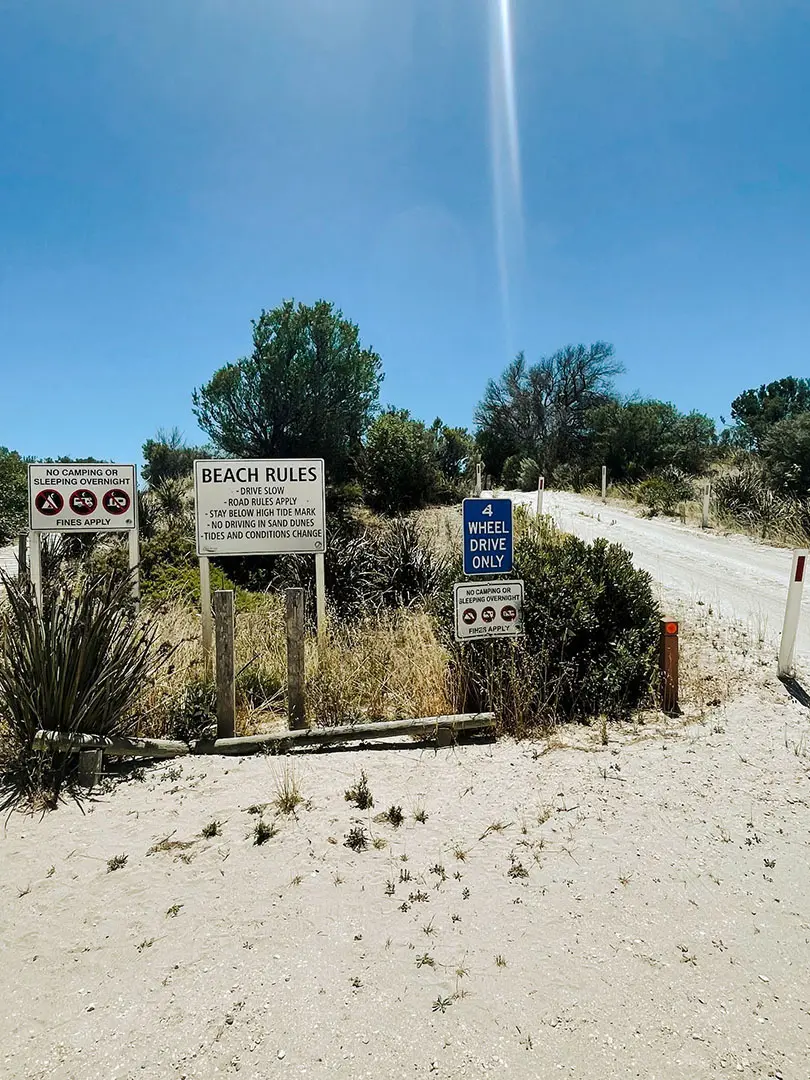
[3,634,810,1079]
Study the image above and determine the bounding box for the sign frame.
[462,497,513,576]
[454,580,524,642]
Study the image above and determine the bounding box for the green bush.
[517,458,541,492]
[0,568,165,810]
[714,465,799,539]
[161,677,216,743]
[364,410,441,513]
[551,462,587,492]
[500,454,524,489]
[435,530,660,731]
[636,468,694,516]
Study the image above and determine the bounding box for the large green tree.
[761,412,810,500]
[363,410,441,513]
[475,343,623,478]
[730,377,810,451]
[193,300,383,484]
[142,428,207,489]
[585,400,717,479]
[0,447,29,545]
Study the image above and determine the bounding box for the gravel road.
[505,490,810,665]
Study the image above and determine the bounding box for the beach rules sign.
[462,497,513,576]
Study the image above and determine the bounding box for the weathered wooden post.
[315,552,327,651]
[536,476,545,517]
[701,483,711,529]
[286,587,306,729]
[213,589,236,739]
[17,533,27,581]
[660,618,680,715]
[77,749,103,789]
[475,463,483,497]
[601,465,607,504]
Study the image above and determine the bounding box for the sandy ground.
[0,543,18,579]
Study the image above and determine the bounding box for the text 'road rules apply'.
[462,498,513,575]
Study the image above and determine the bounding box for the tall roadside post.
[213,589,236,739]
[536,476,545,517]
[286,587,306,729]
[701,483,711,529]
[17,533,27,581]
[200,556,213,677]
[660,618,680,715]
[601,465,607,504]
[778,549,808,678]
[475,463,483,497]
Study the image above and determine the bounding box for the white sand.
[3,653,810,1079]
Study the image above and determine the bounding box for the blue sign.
[462,498,513,576]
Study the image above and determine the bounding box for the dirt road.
[0,543,18,579]
[506,490,810,667]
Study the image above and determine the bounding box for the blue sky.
[2,0,809,466]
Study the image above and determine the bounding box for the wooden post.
[660,618,679,715]
[601,465,607,504]
[536,476,545,516]
[701,483,711,529]
[778,549,808,678]
[17,533,27,581]
[77,749,102,789]
[128,527,140,605]
[315,552,327,651]
[29,530,43,609]
[213,589,236,739]
[200,556,213,678]
[475,463,483,497]
[286,587,306,729]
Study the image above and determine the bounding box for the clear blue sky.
[2,0,809,467]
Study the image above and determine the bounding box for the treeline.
[2,298,809,545]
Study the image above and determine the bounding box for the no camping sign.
[28,464,137,532]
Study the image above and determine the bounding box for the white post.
[128,528,140,605]
[601,465,607,504]
[701,483,711,529]
[778,549,808,678]
[475,463,483,497]
[536,475,545,517]
[315,551,327,649]
[29,530,43,609]
[200,556,213,677]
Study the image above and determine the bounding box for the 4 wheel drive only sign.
[28,463,137,532]
[194,458,326,557]
[462,497,513,575]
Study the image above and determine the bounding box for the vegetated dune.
[2,609,809,1080]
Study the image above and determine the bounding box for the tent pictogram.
[34,489,64,516]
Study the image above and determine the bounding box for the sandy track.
[506,490,809,665]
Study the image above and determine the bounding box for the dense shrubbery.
[635,467,695,516]
[0,568,166,810]
[714,465,810,542]
[435,520,660,732]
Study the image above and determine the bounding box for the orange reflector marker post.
[660,618,680,716]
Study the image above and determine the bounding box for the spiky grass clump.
[0,568,165,811]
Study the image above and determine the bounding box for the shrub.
[636,467,694,516]
[714,465,800,539]
[161,677,216,743]
[436,528,660,731]
[517,458,541,492]
[364,410,441,513]
[0,568,165,810]
[374,517,447,610]
[551,462,587,492]
[500,454,524,489]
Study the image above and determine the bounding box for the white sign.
[28,463,137,532]
[454,580,524,641]
[194,458,326,557]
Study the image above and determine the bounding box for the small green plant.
[273,762,304,815]
[399,867,412,883]
[422,917,437,936]
[345,770,374,810]
[480,821,510,840]
[452,845,467,861]
[432,996,453,1013]
[46,866,55,878]
[253,820,277,846]
[385,805,404,827]
[107,854,128,873]
[495,954,507,968]
[462,887,470,900]
[166,904,183,918]
[246,803,267,815]
[413,805,428,823]
[451,913,461,923]
[429,863,446,882]
[416,953,435,968]
[137,938,155,952]
[385,879,396,896]
[344,826,369,851]
[507,856,528,880]
[201,821,221,839]
[409,890,429,903]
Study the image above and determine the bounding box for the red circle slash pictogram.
[69,489,97,516]
[462,608,477,625]
[102,488,131,515]
[501,605,517,622]
[481,606,496,623]
[35,489,64,516]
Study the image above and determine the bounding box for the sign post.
[28,463,139,606]
[462,498,513,576]
[778,549,808,678]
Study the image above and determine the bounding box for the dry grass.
[134,598,452,739]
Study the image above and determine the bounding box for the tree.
[585,400,717,480]
[475,343,623,477]
[761,412,810,500]
[0,447,28,545]
[364,410,441,513]
[193,300,383,484]
[142,428,206,489]
[430,420,477,497]
[730,377,810,451]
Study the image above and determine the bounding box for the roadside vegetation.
[0,296,806,810]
